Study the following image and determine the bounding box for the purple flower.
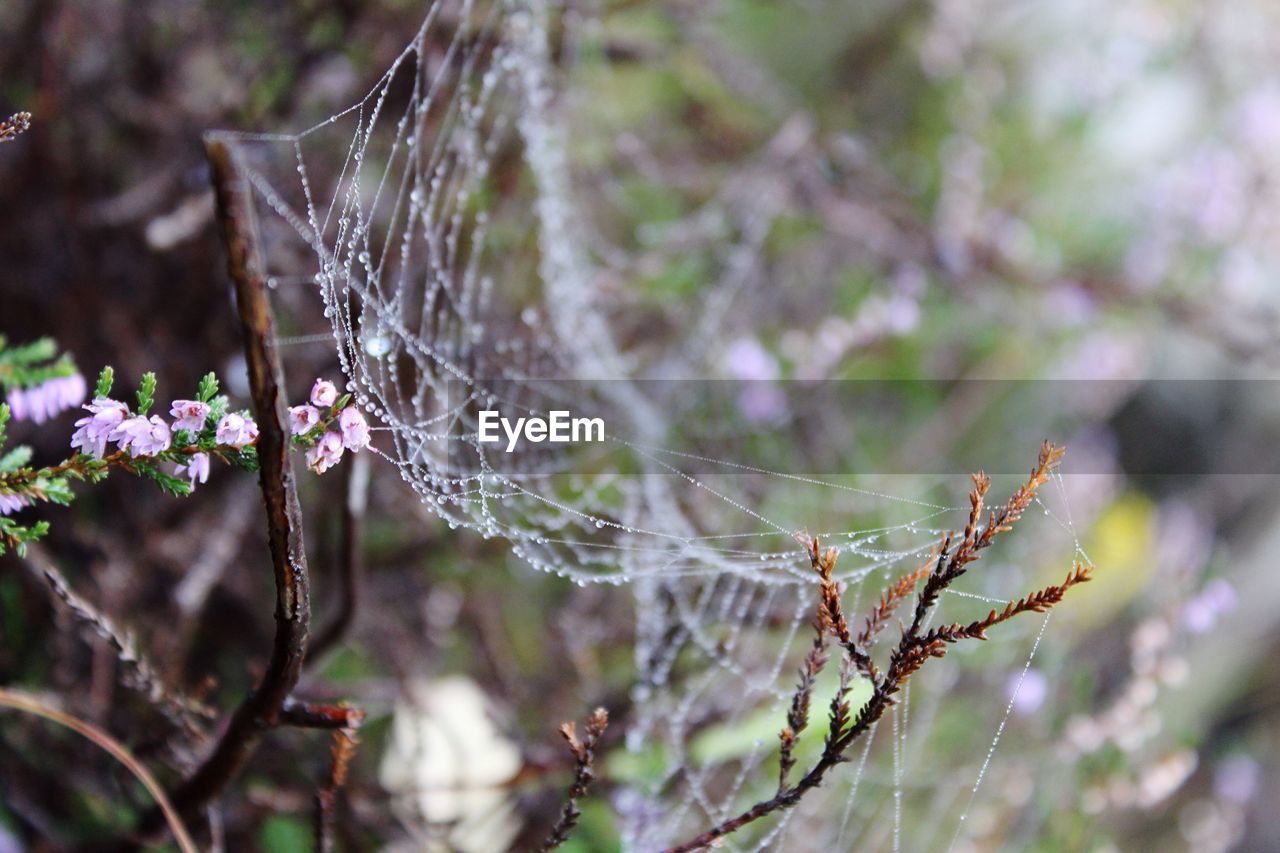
[1182,579,1238,634]
[175,452,210,488]
[725,338,779,381]
[110,415,172,457]
[310,379,338,409]
[215,412,258,449]
[288,404,321,436]
[6,373,87,424]
[0,493,30,516]
[1007,669,1049,716]
[338,406,370,451]
[306,430,344,474]
[169,399,211,434]
[70,397,129,459]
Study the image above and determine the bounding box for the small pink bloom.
[169,399,211,434]
[6,373,86,424]
[215,412,258,448]
[175,452,210,488]
[0,493,30,516]
[310,378,339,408]
[70,397,129,459]
[338,406,370,451]
[306,430,344,474]
[110,415,172,457]
[288,404,321,436]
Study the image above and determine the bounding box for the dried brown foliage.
[664,442,1091,852]
[540,707,609,851]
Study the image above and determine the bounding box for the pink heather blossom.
[169,399,211,434]
[1007,669,1049,716]
[0,493,30,516]
[310,379,338,409]
[215,412,258,448]
[288,404,321,436]
[306,430,344,474]
[110,415,172,457]
[70,397,130,459]
[175,452,210,488]
[338,406,370,451]
[6,373,87,424]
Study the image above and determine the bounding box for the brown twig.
[664,442,1090,852]
[0,687,198,853]
[315,722,362,853]
[539,707,609,851]
[128,135,314,840]
[23,543,216,734]
[281,698,366,730]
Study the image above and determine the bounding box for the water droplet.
[364,335,392,357]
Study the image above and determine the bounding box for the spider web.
[218,1,1088,848]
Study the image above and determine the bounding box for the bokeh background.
[2,0,1279,850]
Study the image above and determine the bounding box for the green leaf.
[34,476,74,506]
[0,337,56,367]
[136,372,157,415]
[95,366,115,399]
[196,372,220,403]
[131,458,192,497]
[0,446,33,473]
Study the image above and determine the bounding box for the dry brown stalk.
[664,442,1090,852]
[540,707,609,851]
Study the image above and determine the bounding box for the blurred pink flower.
[7,373,86,424]
[725,338,779,382]
[1007,668,1049,715]
[110,415,172,457]
[1214,755,1260,805]
[288,404,321,436]
[70,397,129,459]
[169,399,211,434]
[306,430,344,474]
[310,379,338,408]
[0,493,30,516]
[215,412,258,449]
[1182,579,1237,634]
[338,406,370,451]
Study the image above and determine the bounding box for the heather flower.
[310,378,338,408]
[70,397,129,459]
[215,412,258,449]
[306,430,344,474]
[7,373,87,424]
[175,452,210,488]
[110,415,172,457]
[169,399,211,434]
[0,493,30,516]
[338,406,370,451]
[288,404,321,436]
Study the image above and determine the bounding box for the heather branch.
[778,609,830,792]
[664,442,1086,852]
[0,111,31,143]
[130,135,315,838]
[539,707,609,851]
